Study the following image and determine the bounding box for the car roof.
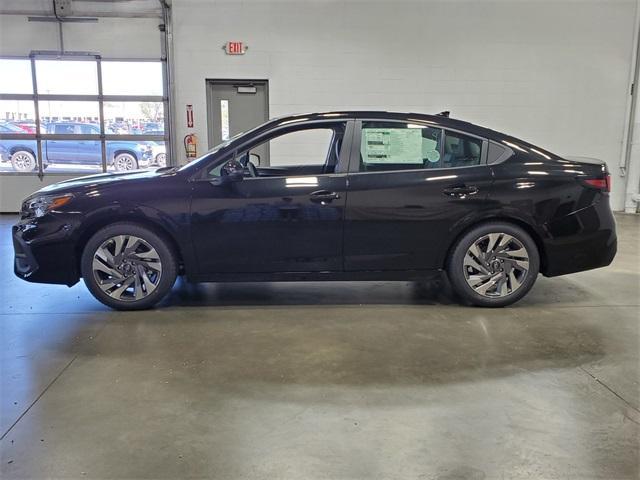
[262,110,558,157]
[266,110,498,138]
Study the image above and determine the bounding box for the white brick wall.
[173,0,637,210]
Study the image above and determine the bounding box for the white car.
[150,142,166,167]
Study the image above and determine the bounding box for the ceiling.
[0,0,165,18]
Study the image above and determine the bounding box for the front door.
[344,120,494,271]
[190,121,351,274]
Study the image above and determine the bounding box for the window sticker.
[363,128,423,164]
[425,149,440,163]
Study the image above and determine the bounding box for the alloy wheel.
[115,155,136,171]
[463,232,530,298]
[92,235,163,301]
[12,152,35,171]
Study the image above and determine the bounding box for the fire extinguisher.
[184,133,198,159]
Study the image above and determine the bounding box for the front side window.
[359,122,442,172]
[207,123,346,178]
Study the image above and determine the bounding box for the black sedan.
[12,111,616,310]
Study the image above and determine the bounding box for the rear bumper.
[542,199,617,277]
[13,218,80,286]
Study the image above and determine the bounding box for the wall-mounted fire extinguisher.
[184,133,198,159]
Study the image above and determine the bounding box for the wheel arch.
[444,216,548,275]
[112,149,139,164]
[9,145,36,156]
[74,213,185,278]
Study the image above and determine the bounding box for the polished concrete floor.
[0,213,638,479]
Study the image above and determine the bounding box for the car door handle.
[309,190,340,203]
[442,185,479,197]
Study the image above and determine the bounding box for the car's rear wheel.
[114,153,138,171]
[81,223,177,310]
[155,153,167,167]
[11,150,36,172]
[447,222,540,307]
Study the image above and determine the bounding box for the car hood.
[35,168,173,196]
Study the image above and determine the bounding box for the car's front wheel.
[81,223,177,310]
[114,153,138,171]
[447,222,540,307]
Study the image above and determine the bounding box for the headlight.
[23,193,74,218]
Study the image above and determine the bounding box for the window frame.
[0,54,168,177]
[190,119,355,182]
[347,119,489,174]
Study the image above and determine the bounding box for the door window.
[358,122,485,172]
[209,123,346,178]
[359,122,443,172]
[442,131,483,168]
[268,128,335,167]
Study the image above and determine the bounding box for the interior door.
[344,121,494,271]
[190,122,351,275]
[206,80,269,162]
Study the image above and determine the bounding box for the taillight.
[582,174,610,193]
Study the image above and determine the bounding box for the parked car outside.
[0,122,153,172]
[143,129,167,167]
[12,111,616,310]
[10,121,37,134]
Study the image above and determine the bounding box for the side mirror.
[210,159,244,186]
[250,152,261,166]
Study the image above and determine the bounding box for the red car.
[10,121,37,133]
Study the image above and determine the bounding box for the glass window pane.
[102,61,163,96]
[0,141,40,172]
[38,140,102,174]
[103,101,164,134]
[35,60,98,95]
[38,101,100,132]
[443,131,483,168]
[0,59,33,94]
[360,122,442,172]
[0,100,36,133]
[106,140,154,172]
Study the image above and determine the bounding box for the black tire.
[446,222,540,307]
[81,222,177,310]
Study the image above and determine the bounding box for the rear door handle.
[310,190,340,204]
[442,185,479,197]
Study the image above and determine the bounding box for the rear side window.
[53,124,81,134]
[442,131,483,168]
[359,121,442,172]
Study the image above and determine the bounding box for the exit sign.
[224,41,247,55]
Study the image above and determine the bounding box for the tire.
[11,150,36,172]
[155,153,167,167]
[81,223,177,310]
[114,153,138,172]
[446,222,540,307]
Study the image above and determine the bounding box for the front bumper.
[13,217,80,286]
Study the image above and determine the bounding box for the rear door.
[343,119,494,271]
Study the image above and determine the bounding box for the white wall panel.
[172,0,637,211]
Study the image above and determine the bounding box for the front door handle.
[310,190,340,204]
[442,185,479,197]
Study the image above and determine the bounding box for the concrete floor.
[0,214,638,480]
